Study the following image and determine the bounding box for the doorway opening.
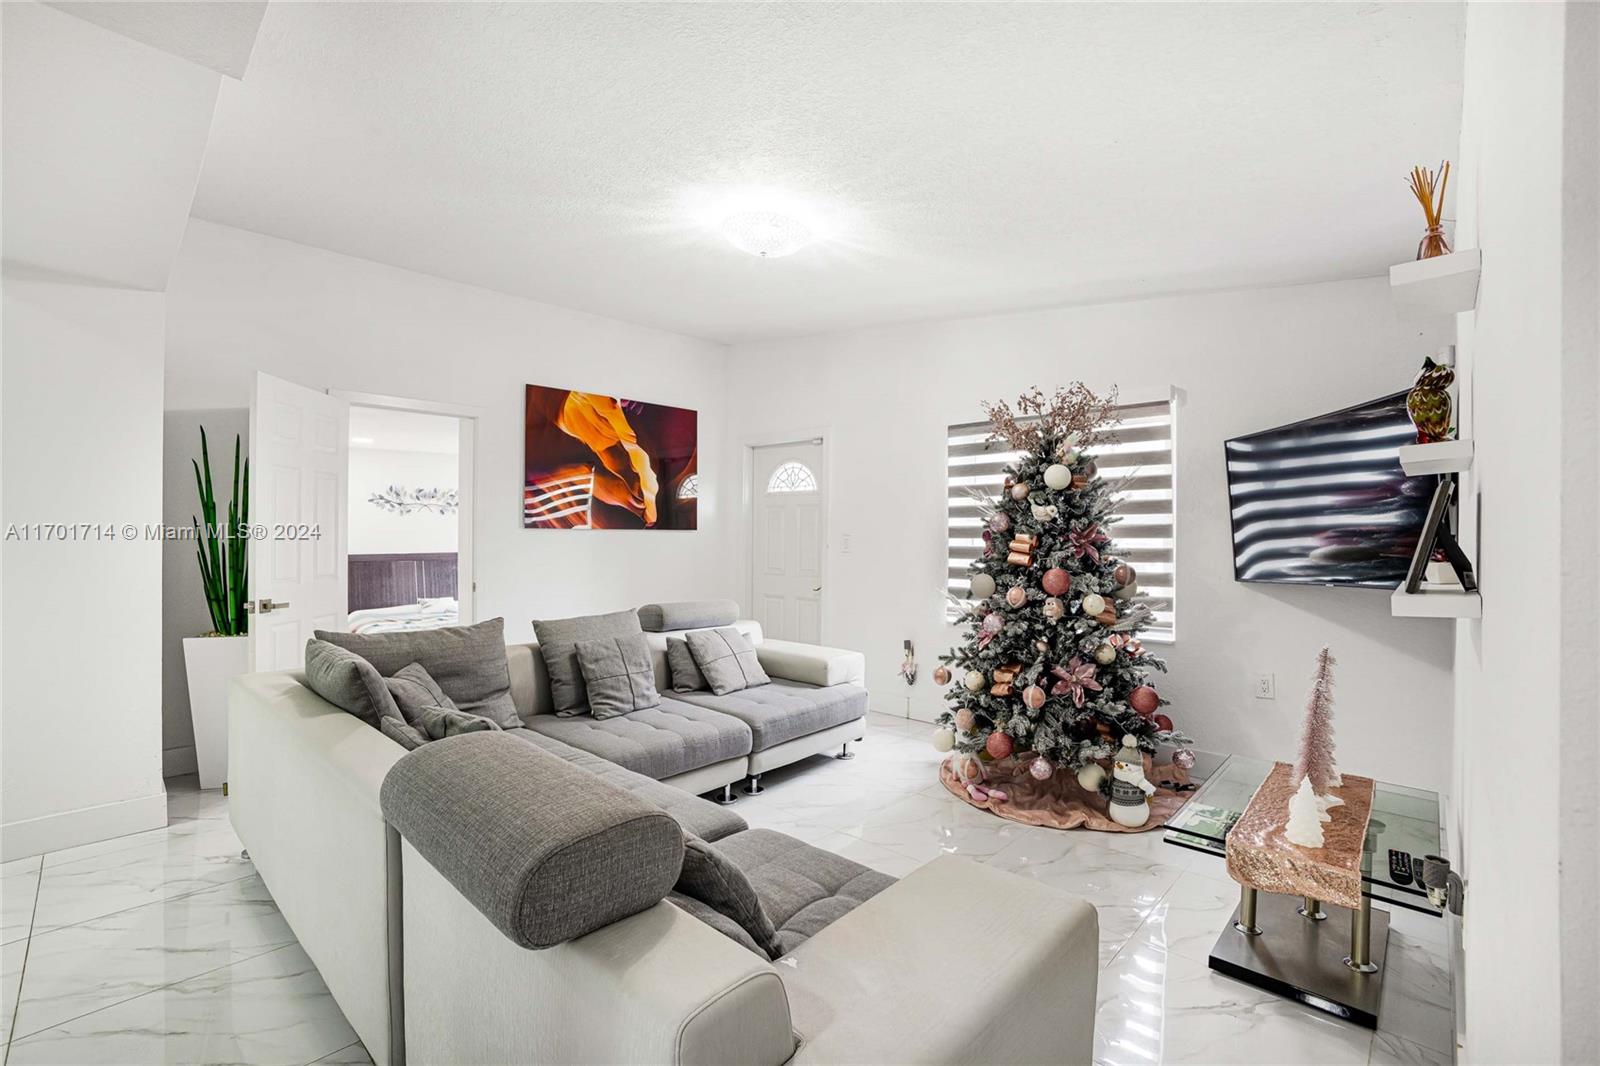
[748,438,826,644]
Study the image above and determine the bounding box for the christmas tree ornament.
[985,731,1015,759]
[1061,447,1081,465]
[1043,463,1072,490]
[991,663,1022,685]
[1030,502,1059,523]
[1108,735,1156,828]
[989,682,1014,697]
[1081,593,1107,616]
[1129,685,1160,716]
[954,708,977,733]
[1112,562,1136,587]
[1006,585,1028,608]
[1406,356,1455,444]
[954,752,986,782]
[989,512,1011,534]
[1067,523,1108,564]
[1113,582,1139,601]
[1028,756,1055,781]
[1284,776,1326,847]
[963,670,986,692]
[1094,642,1117,665]
[1022,684,1047,710]
[1042,568,1071,596]
[1153,713,1174,732]
[1076,763,1107,791]
[932,727,955,752]
[1010,481,1032,501]
[933,665,952,686]
[969,573,996,599]
[1173,748,1197,770]
[1050,658,1103,707]
[1042,596,1066,621]
[1093,602,1119,626]
[1005,533,1038,567]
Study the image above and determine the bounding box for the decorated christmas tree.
[935,385,1191,779]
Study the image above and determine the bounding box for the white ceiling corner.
[41,0,268,80]
[190,2,1466,343]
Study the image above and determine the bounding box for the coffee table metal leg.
[1345,894,1379,973]
[1234,885,1262,936]
[1299,896,1327,921]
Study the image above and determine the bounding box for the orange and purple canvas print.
[523,385,697,529]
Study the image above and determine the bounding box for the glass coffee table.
[1163,754,1443,1028]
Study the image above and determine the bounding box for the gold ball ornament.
[963,670,986,693]
[1094,643,1117,665]
[1006,585,1027,608]
[1009,481,1032,501]
[1042,597,1066,621]
[1081,593,1107,616]
[969,573,996,599]
[932,665,952,686]
[1043,464,1072,490]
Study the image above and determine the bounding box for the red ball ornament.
[1042,568,1071,596]
[985,732,1014,760]
[1153,713,1174,732]
[933,665,952,686]
[1129,685,1160,716]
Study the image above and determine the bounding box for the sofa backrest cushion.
[315,618,520,729]
[380,731,685,950]
[637,600,741,633]
[305,638,401,727]
[531,609,643,715]
[676,836,783,960]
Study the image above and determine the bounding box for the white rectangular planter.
[183,635,249,790]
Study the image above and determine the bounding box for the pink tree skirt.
[939,752,1192,832]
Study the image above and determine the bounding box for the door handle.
[256,598,291,613]
[812,586,822,592]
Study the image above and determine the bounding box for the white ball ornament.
[969,573,996,600]
[963,670,986,693]
[1113,582,1139,601]
[932,727,956,753]
[1043,464,1072,490]
[1081,593,1107,616]
[1076,763,1107,791]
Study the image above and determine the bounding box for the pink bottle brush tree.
[1293,647,1343,812]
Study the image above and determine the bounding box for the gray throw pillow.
[305,639,400,727]
[574,633,661,719]
[314,618,520,729]
[385,662,459,718]
[665,637,706,693]
[531,609,644,716]
[676,835,783,960]
[410,704,502,741]
[380,717,428,751]
[684,627,770,697]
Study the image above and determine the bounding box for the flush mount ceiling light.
[721,211,812,258]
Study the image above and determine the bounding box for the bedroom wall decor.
[368,485,460,515]
[523,384,698,529]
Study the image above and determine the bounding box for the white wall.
[2,278,169,858]
[160,408,248,778]
[1451,2,1598,1061]
[165,220,736,641]
[725,277,1457,792]
[349,447,459,555]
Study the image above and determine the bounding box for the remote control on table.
[1389,849,1414,886]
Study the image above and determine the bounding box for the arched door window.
[766,461,818,493]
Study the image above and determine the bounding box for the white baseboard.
[1,791,167,862]
[163,744,198,778]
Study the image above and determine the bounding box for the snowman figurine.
[1108,735,1156,828]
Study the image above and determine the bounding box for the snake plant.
[193,427,249,636]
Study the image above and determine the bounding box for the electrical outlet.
[840,532,852,554]
[1253,673,1276,700]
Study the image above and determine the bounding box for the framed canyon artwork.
[523,384,698,529]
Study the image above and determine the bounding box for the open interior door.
[249,372,349,671]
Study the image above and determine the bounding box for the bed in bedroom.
[347,552,460,633]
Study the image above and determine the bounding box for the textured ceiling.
[193,3,1465,343]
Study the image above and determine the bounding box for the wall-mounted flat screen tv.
[1224,392,1435,588]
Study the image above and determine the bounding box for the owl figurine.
[1407,357,1455,443]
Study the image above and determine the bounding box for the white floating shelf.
[1392,584,1482,619]
[1398,439,1474,475]
[1390,248,1481,320]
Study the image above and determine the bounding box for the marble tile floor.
[0,712,1454,1065]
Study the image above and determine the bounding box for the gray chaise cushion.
[507,729,746,842]
[314,619,520,729]
[518,697,752,780]
[709,828,896,954]
[666,637,707,693]
[673,680,870,752]
[685,627,770,696]
[637,600,740,633]
[575,633,660,719]
[380,732,684,950]
[305,638,400,727]
[532,609,643,716]
[675,836,784,960]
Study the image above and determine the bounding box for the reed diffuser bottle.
[1408,161,1452,260]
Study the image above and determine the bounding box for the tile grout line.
[4,862,45,1066]
[305,1038,366,1066]
[25,866,259,943]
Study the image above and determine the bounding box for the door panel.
[750,441,825,644]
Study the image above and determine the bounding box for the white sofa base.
[660,755,748,797]
[748,717,868,776]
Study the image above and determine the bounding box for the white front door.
[249,372,349,671]
[750,440,825,643]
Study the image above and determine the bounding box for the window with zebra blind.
[945,393,1176,639]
